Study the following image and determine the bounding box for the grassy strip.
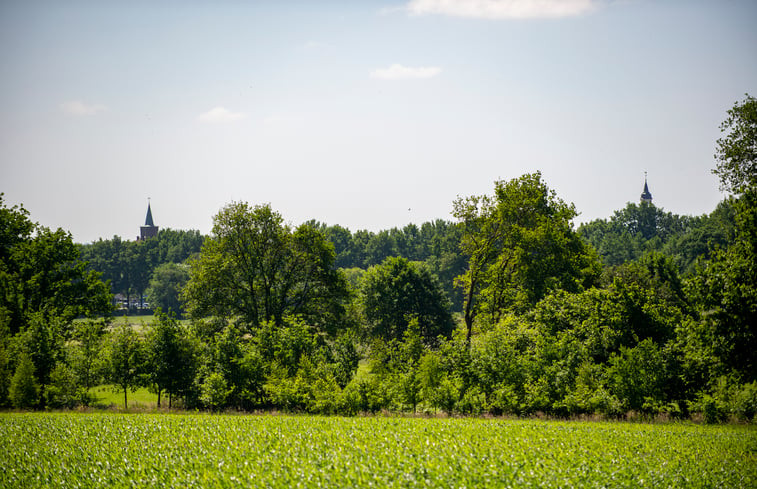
[88,385,158,409]
[1,413,755,488]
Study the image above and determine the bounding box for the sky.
[1,0,755,244]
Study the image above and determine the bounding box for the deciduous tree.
[714,93,757,194]
[453,173,600,344]
[103,324,145,409]
[0,194,111,335]
[145,311,197,408]
[184,202,349,332]
[360,257,453,345]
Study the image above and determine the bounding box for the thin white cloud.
[60,100,107,116]
[406,0,598,19]
[370,64,442,80]
[196,106,246,123]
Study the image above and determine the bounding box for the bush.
[731,382,757,421]
[434,377,460,415]
[489,384,520,415]
[700,377,757,422]
[606,339,667,412]
[342,373,395,415]
[9,353,39,409]
[199,371,231,411]
[45,363,81,409]
[456,385,487,415]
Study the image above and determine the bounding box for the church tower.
[139,200,159,240]
[640,173,653,203]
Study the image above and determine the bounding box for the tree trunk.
[464,278,477,347]
[123,387,128,410]
[157,387,161,408]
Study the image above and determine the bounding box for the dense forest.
[1,95,755,422]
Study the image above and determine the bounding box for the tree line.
[1,94,755,422]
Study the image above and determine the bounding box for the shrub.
[456,385,487,415]
[199,371,231,411]
[9,353,39,409]
[45,363,81,409]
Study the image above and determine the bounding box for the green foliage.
[0,194,112,335]
[69,319,106,394]
[686,191,757,382]
[691,376,757,423]
[264,356,344,414]
[453,172,600,343]
[79,228,204,310]
[578,202,693,269]
[319,220,466,312]
[331,331,360,388]
[361,257,453,345]
[145,311,197,408]
[146,263,190,318]
[0,326,10,407]
[184,202,349,331]
[714,93,757,194]
[18,313,64,395]
[45,362,81,409]
[606,339,668,412]
[9,352,39,408]
[102,324,146,409]
[199,371,231,411]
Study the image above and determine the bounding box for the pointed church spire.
[139,198,158,240]
[145,199,154,227]
[640,172,653,203]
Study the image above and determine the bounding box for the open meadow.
[1,413,755,488]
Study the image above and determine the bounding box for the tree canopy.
[0,194,111,335]
[183,202,349,331]
[453,172,600,343]
[360,256,453,345]
[714,93,757,194]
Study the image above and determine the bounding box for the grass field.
[1,413,755,488]
[88,385,158,408]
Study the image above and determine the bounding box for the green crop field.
[1,413,755,488]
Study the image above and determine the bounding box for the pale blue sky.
[1,0,755,243]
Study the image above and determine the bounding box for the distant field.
[1,413,755,488]
[108,315,191,327]
[89,385,158,408]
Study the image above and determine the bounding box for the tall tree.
[714,93,756,194]
[453,173,600,344]
[145,312,196,408]
[184,202,349,331]
[360,257,453,345]
[69,319,106,397]
[0,194,112,335]
[685,95,757,383]
[102,324,145,409]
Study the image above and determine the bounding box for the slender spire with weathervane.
[640,172,653,203]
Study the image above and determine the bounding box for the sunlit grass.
[88,385,158,408]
